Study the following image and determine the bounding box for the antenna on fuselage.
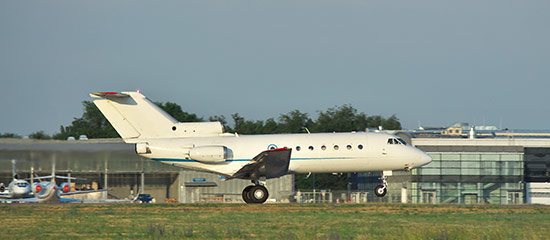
[302,127,311,134]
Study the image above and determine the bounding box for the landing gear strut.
[374,174,388,197]
[242,180,269,204]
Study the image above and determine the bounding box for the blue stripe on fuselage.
[152,157,359,163]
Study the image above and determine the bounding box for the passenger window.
[321,145,326,151]
[309,146,314,151]
[296,146,301,151]
[334,145,339,150]
[358,144,363,150]
[347,145,352,150]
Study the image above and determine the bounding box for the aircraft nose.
[418,151,432,167]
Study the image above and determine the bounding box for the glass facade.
[349,146,526,204]
[410,152,524,204]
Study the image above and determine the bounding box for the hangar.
[0,138,293,203]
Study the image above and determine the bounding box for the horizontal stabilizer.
[89,92,129,99]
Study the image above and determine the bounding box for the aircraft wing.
[59,192,140,203]
[0,197,40,203]
[27,176,86,181]
[59,197,135,203]
[230,148,292,180]
[59,189,109,196]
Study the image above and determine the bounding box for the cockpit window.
[388,138,406,145]
[397,138,407,145]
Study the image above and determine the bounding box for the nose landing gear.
[374,171,390,197]
[242,180,269,204]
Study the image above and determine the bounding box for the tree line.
[4,101,400,140]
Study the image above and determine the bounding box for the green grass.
[1,203,549,239]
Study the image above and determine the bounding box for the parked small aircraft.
[0,160,135,203]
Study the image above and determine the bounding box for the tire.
[242,185,254,204]
[249,185,269,204]
[374,185,387,197]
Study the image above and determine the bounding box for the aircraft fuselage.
[139,132,432,177]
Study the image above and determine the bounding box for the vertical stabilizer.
[91,91,224,142]
[90,92,178,142]
[11,160,18,180]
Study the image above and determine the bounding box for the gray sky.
[1,1,549,136]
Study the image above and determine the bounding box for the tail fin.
[90,91,224,142]
[11,159,18,180]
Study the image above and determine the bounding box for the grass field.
[1,203,549,239]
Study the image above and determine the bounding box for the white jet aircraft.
[90,91,432,204]
[0,160,32,199]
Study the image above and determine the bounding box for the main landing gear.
[374,172,389,197]
[242,180,269,204]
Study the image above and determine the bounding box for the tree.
[53,101,119,140]
[0,133,21,138]
[313,105,368,132]
[278,110,313,133]
[231,113,269,134]
[381,115,402,130]
[366,114,401,130]
[29,131,52,140]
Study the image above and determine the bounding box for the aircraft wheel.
[249,185,269,204]
[0,185,4,192]
[242,185,254,203]
[374,185,387,197]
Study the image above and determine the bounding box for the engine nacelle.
[189,146,228,163]
[32,182,44,194]
[60,182,71,193]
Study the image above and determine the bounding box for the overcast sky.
[1,1,549,136]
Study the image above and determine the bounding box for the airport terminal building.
[350,132,550,205]
[1,130,550,204]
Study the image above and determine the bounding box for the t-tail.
[90,91,225,143]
